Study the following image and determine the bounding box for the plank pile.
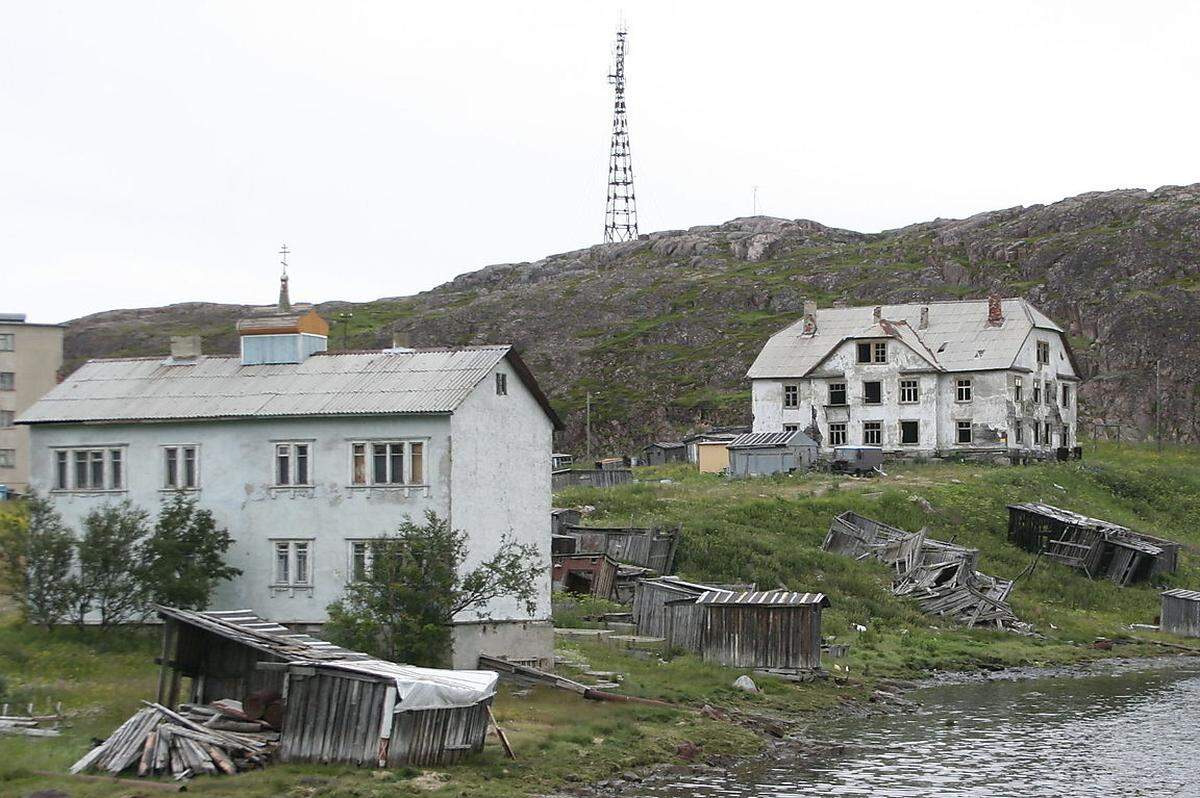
[0,704,63,738]
[70,701,277,779]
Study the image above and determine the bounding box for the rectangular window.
[164,446,197,489]
[274,442,311,486]
[856,342,872,363]
[956,421,973,445]
[863,421,882,445]
[1062,425,1070,447]
[863,381,882,405]
[55,451,68,489]
[1062,384,1071,407]
[873,342,887,363]
[783,424,800,433]
[59,448,120,490]
[110,449,123,490]
[1044,421,1052,446]
[1033,423,1042,445]
[829,423,847,446]
[782,384,799,409]
[1036,340,1050,365]
[828,383,847,406]
[349,540,374,582]
[0,449,14,468]
[1033,380,1042,404]
[899,379,919,404]
[0,410,12,428]
[0,333,13,351]
[274,540,311,587]
[956,378,973,402]
[74,450,89,488]
[352,441,425,486]
[89,450,104,489]
[1013,377,1023,403]
[495,372,507,396]
[1014,422,1024,444]
[0,372,13,391]
[900,420,919,445]
[1044,381,1053,405]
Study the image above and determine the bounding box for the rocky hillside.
[66,185,1200,451]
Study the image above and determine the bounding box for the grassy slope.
[2,443,1198,796]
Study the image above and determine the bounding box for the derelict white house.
[18,283,562,669]
[747,297,1079,457]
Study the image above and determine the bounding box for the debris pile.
[0,704,63,737]
[71,701,276,779]
[824,511,1030,633]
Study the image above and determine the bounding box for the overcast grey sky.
[4,1,1199,323]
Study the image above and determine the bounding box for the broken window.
[899,379,919,404]
[164,445,198,489]
[783,384,799,408]
[900,420,919,445]
[495,373,507,396]
[863,381,882,405]
[1062,383,1071,407]
[863,421,882,445]
[956,378,973,402]
[1033,423,1042,445]
[351,441,426,486]
[274,540,312,587]
[829,423,847,446]
[828,382,847,406]
[1044,421,1052,446]
[956,420,973,444]
[274,442,311,486]
[1013,377,1023,403]
[1014,422,1024,445]
[1036,340,1050,365]
[856,342,872,363]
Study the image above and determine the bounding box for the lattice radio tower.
[603,25,638,243]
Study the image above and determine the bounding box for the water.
[640,660,1200,798]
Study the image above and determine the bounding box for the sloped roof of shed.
[748,299,1068,379]
[18,346,562,428]
[728,430,819,449]
[696,590,830,607]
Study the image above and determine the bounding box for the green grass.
[2,443,1199,796]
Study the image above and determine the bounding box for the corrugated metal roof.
[696,589,830,607]
[18,346,523,424]
[728,430,819,449]
[747,299,1071,379]
[1162,588,1200,602]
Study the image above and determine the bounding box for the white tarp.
[291,659,498,712]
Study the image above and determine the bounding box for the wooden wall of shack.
[279,666,491,767]
[551,553,619,599]
[563,523,680,574]
[634,578,757,638]
[1161,590,1200,639]
[663,600,823,670]
[166,619,287,706]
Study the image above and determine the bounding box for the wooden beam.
[156,620,177,705]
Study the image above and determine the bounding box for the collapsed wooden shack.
[152,606,498,768]
[551,552,619,599]
[1161,589,1200,638]
[824,511,1027,631]
[559,522,681,574]
[663,590,829,671]
[1007,503,1180,585]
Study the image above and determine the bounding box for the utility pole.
[603,24,638,243]
[336,312,354,350]
[586,391,600,461]
[1156,359,1163,454]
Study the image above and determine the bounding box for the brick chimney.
[802,300,817,335]
[872,306,882,323]
[987,294,1004,326]
[919,306,930,330]
[170,335,201,359]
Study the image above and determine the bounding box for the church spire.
[277,243,291,312]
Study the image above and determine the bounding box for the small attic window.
[495,373,508,396]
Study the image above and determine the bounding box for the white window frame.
[828,423,847,446]
[346,538,386,583]
[348,439,428,487]
[955,378,973,403]
[872,341,887,363]
[899,379,919,404]
[828,382,847,406]
[272,539,314,588]
[899,420,920,446]
[956,420,973,445]
[51,446,127,492]
[782,384,799,409]
[162,444,200,490]
[1061,383,1071,408]
[862,421,882,446]
[1036,340,1050,365]
[273,441,314,487]
[1013,377,1023,403]
[0,333,13,352]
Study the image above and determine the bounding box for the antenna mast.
[604,24,638,243]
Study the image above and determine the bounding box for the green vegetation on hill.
[1,444,1198,797]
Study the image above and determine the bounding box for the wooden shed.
[1007,503,1180,585]
[1161,589,1200,638]
[695,441,732,473]
[560,522,681,574]
[727,430,819,476]
[154,606,498,768]
[664,589,830,671]
[642,441,687,466]
[551,552,619,599]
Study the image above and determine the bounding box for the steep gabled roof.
[747,298,1070,379]
[18,345,563,429]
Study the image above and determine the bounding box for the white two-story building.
[18,288,561,669]
[747,297,1079,457]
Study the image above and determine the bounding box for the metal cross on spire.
[277,243,292,312]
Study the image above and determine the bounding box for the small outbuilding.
[727,430,819,476]
[831,445,884,475]
[642,441,687,466]
[1161,589,1200,638]
[551,552,619,599]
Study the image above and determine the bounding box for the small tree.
[76,500,150,628]
[141,493,240,610]
[0,494,76,629]
[325,511,543,667]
